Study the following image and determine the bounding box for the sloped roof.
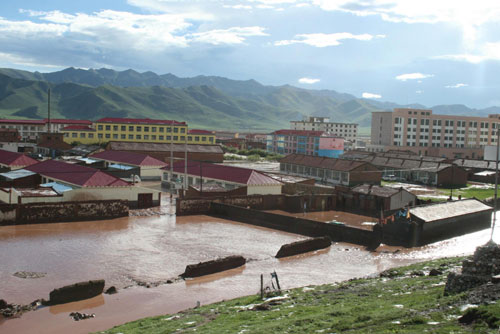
[410,199,492,223]
[351,184,407,198]
[188,129,214,134]
[96,118,186,126]
[90,150,167,167]
[166,160,282,186]
[272,129,324,137]
[107,141,223,154]
[280,154,372,172]
[25,160,130,187]
[0,149,38,167]
[61,125,95,131]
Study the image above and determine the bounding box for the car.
[382,174,397,181]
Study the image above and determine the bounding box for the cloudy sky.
[1,0,500,108]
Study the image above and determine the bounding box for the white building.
[290,116,358,143]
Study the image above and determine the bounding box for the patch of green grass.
[99,256,500,334]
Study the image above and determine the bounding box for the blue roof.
[76,157,98,164]
[109,163,134,170]
[40,182,73,194]
[0,169,36,180]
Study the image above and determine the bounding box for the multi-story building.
[0,119,92,142]
[61,118,216,145]
[290,116,358,143]
[371,108,500,159]
[266,129,344,158]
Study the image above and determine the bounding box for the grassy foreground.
[99,257,500,334]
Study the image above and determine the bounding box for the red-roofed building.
[0,119,92,142]
[61,125,97,144]
[0,149,38,171]
[90,150,167,180]
[267,129,344,158]
[162,160,282,195]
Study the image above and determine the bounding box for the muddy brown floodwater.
[0,197,498,334]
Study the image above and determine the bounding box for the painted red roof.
[188,129,214,134]
[272,129,325,137]
[165,161,282,186]
[96,118,186,126]
[0,119,44,125]
[0,119,91,125]
[62,125,95,131]
[0,149,38,167]
[25,160,130,187]
[45,119,92,125]
[90,150,167,167]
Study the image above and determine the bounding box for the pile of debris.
[445,240,500,295]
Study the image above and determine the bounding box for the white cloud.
[362,92,381,99]
[190,26,268,45]
[0,52,63,68]
[395,73,434,81]
[445,83,468,88]
[435,41,500,63]
[223,4,253,10]
[275,32,383,47]
[415,90,423,94]
[298,77,320,84]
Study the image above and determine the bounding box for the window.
[144,135,149,140]
[113,125,118,131]
[180,136,185,141]
[144,127,149,132]
[121,134,126,139]
[129,134,133,139]
[195,136,200,141]
[106,125,111,130]
[174,136,178,141]
[113,134,118,139]
[98,134,103,139]
[152,135,156,140]
[72,133,77,138]
[105,134,110,139]
[167,127,172,133]
[152,127,157,132]
[98,125,103,130]
[159,135,164,140]
[209,137,214,143]
[166,135,171,140]
[121,126,126,131]
[180,128,185,133]
[137,126,142,132]
[159,127,164,132]
[202,137,206,141]
[136,135,141,139]
[174,127,179,133]
[188,136,193,141]
[88,133,94,138]
[80,133,86,138]
[129,126,134,131]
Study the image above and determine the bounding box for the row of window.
[67,132,213,142]
[96,124,186,133]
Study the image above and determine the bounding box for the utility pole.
[47,88,51,133]
[491,128,499,241]
[184,129,188,190]
[170,120,174,192]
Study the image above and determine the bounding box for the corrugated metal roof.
[107,141,223,154]
[0,149,38,167]
[25,160,130,187]
[90,150,167,167]
[40,182,73,193]
[0,169,36,180]
[351,184,403,198]
[109,163,134,170]
[280,154,372,172]
[410,199,492,223]
[166,160,282,186]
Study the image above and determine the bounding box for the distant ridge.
[0,67,498,131]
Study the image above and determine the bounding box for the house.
[280,154,381,187]
[106,141,224,163]
[267,130,345,158]
[90,150,168,180]
[162,160,283,196]
[0,149,38,172]
[0,159,163,208]
[351,184,417,211]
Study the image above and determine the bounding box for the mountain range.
[0,67,498,132]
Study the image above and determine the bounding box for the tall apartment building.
[290,116,358,142]
[266,129,344,158]
[371,108,500,159]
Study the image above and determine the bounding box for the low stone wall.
[0,200,129,226]
[48,280,105,305]
[209,202,376,247]
[275,236,331,258]
[181,255,246,278]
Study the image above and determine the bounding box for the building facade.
[371,108,500,159]
[0,119,92,142]
[61,118,216,145]
[290,116,358,142]
[267,130,344,158]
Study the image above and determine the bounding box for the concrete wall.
[0,200,129,226]
[247,184,282,196]
[140,166,164,180]
[389,190,417,210]
[210,202,376,247]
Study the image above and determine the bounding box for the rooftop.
[165,160,282,186]
[188,129,214,135]
[25,159,130,187]
[61,125,96,131]
[410,199,492,223]
[280,154,374,172]
[272,129,325,137]
[0,149,38,167]
[96,117,186,126]
[351,184,407,198]
[0,119,91,125]
[90,150,167,167]
[107,141,224,154]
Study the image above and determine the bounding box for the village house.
[89,150,168,180]
[0,159,160,208]
[162,160,283,196]
[350,184,417,211]
[0,149,38,172]
[280,154,381,187]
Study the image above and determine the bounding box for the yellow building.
[61,118,216,145]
